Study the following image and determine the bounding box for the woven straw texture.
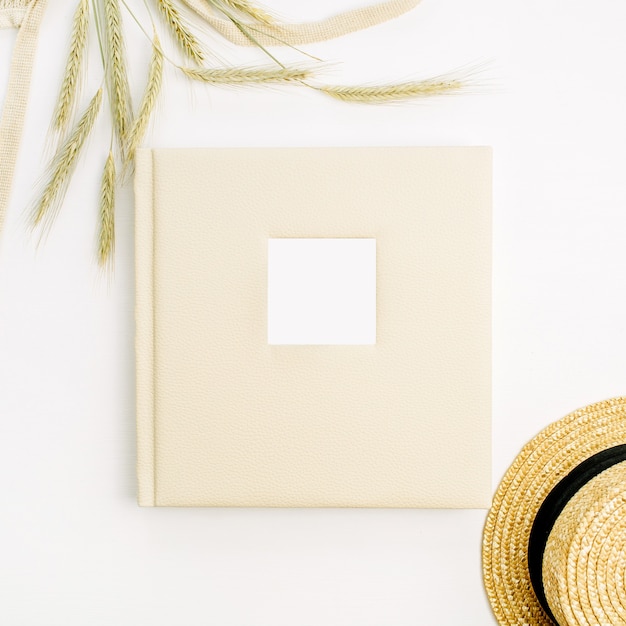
[482,397,626,625]
[543,462,626,626]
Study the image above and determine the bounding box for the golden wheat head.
[156,0,204,63]
[52,0,90,134]
[32,88,103,232]
[98,151,116,266]
[127,35,164,165]
[215,0,275,25]
[104,0,132,154]
[319,77,466,103]
[182,65,310,84]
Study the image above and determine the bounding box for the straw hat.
[482,397,626,625]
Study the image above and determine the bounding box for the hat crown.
[543,462,626,626]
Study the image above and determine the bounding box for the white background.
[1,0,625,624]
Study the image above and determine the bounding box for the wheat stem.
[104,0,132,154]
[127,34,163,164]
[52,0,90,134]
[319,78,465,103]
[155,0,204,62]
[33,89,103,230]
[182,65,310,84]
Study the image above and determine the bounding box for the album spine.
[134,149,156,506]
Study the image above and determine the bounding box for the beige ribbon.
[181,0,421,46]
[0,0,47,238]
[0,7,26,27]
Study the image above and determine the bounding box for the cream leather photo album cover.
[135,147,492,507]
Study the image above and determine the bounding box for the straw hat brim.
[482,397,626,625]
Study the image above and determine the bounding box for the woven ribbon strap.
[181,0,421,46]
[0,0,47,238]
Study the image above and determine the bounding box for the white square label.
[267,238,376,345]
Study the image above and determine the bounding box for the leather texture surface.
[135,147,492,508]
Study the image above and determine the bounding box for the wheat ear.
[215,0,274,25]
[32,89,103,230]
[104,0,132,154]
[182,66,310,84]
[98,151,116,266]
[52,0,90,134]
[319,78,465,103]
[127,35,163,164]
[156,0,204,63]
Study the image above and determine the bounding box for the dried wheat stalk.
[127,35,164,163]
[320,77,465,103]
[155,0,204,62]
[98,151,116,266]
[52,0,90,134]
[33,89,103,230]
[104,0,132,153]
[182,65,310,84]
[217,0,274,26]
